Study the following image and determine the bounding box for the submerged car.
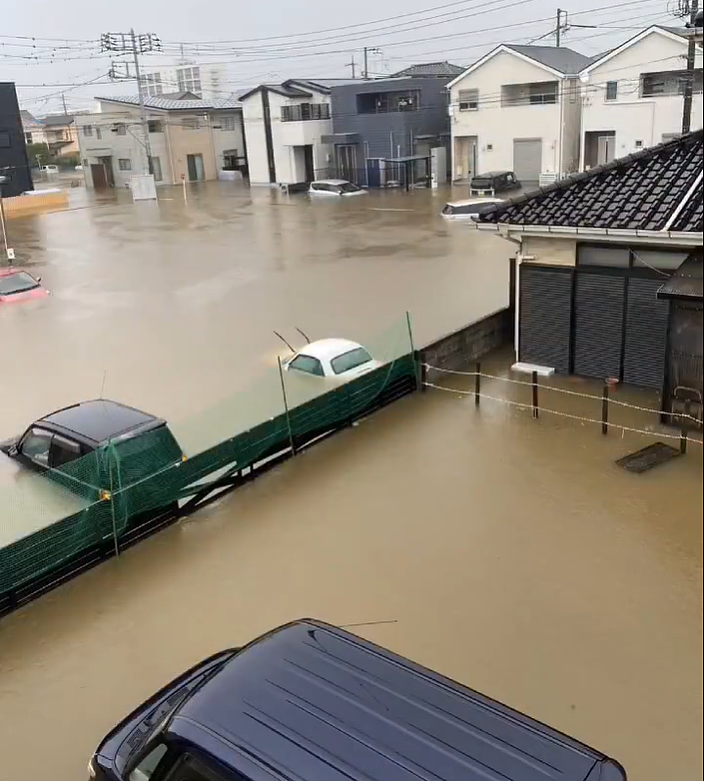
[88,618,628,781]
[283,338,381,380]
[0,268,49,303]
[469,170,521,196]
[309,179,366,197]
[442,196,505,221]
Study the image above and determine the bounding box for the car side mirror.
[36,276,42,283]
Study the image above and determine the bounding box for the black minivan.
[89,619,627,781]
[469,170,521,196]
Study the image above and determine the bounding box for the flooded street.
[0,183,701,781]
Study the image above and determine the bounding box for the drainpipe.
[164,117,176,184]
[557,78,565,177]
[208,113,218,179]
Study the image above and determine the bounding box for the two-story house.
[76,93,245,189]
[579,25,703,168]
[448,45,592,186]
[238,79,357,187]
[322,63,462,187]
[40,114,80,160]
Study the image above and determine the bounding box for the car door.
[16,427,53,471]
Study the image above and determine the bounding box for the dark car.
[469,170,521,196]
[89,619,627,781]
[0,399,184,510]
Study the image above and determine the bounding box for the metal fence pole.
[278,356,296,456]
[680,399,691,455]
[601,384,609,435]
[474,362,481,407]
[406,310,421,392]
[531,371,539,419]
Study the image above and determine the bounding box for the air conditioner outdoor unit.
[539,171,559,187]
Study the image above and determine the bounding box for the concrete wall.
[420,308,513,379]
[329,77,450,163]
[581,29,703,165]
[450,51,570,179]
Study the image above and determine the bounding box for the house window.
[149,156,163,182]
[83,125,93,137]
[96,127,102,140]
[281,103,331,121]
[458,89,479,111]
[25,132,33,144]
[641,69,703,97]
[357,90,421,114]
[115,124,127,135]
[118,158,132,171]
[148,120,164,133]
[501,81,558,107]
[635,139,643,148]
[220,115,236,131]
[529,82,558,105]
[177,66,202,96]
[181,117,201,130]
[605,81,618,101]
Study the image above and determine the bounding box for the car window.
[165,755,241,781]
[339,182,360,193]
[129,743,169,781]
[0,272,39,296]
[506,173,515,183]
[288,354,325,376]
[330,347,373,375]
[51,434,82,468]
[311,183,329,192]
[20,428,53,467]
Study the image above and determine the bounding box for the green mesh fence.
[0,316,416,598]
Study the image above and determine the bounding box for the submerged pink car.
[0,269,49,303]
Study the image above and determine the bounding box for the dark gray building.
[323,68,458,187]
[0,83,33,197]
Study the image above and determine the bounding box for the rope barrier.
[422,364,702,423]
[422,381,703,445]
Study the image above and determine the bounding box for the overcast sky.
[2,0,678,115]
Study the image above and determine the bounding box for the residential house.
[447,45,592,185]
[579,25,703,168]
[20,110,47,147]
[75,93,245,189]
[239,79,358,187]
[1,85,33,196]
[475,131,703,422]
[40,114,81,159]
[323,65,462,187]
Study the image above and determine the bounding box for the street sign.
[7,248,15,261]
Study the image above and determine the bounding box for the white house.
[239,79,342,187]
[447,44,592,185]
[140,62,229,101]
[75,93,245,189]
[579,25,703,168]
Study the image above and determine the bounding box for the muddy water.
[1,186,702,781]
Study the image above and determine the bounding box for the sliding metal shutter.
[574,274,625,379]
[623,278,670,388]
[519,266,572,373]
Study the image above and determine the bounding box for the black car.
[469,170,521,196]
[89,619,627,781]
[0,399,184,507]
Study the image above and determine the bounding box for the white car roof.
[298,338,366,361]
[445,197,504,207]
[311,179,350,186]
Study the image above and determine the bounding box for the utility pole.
[61,93,69,117]
[556,8,562,47]
[682,0,700,133]
[101,30,161,174]
[363,47,381,79]
[347,54,357,79]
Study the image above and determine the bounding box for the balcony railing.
[281,103,331,122]
[501,81,558,107]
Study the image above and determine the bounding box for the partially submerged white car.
[283,338,381,380]
[309,179,367,197]
[441,197,504,221]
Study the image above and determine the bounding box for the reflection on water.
[0,185,701,781]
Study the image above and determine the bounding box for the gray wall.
[0,83,33,197]
[330,77,450,160]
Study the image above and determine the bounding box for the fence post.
[474,362,481,407]
[680,399,690,455]
[108,447,120,557]
[601,384,609,435]
[405,310,421,392]
[420,360,427,392]
[277,356,296,456]
[531,370,539,419]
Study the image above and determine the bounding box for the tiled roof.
[390,61,465,78]
[657,252,703,300]
[20,109,41,125]
[504,44,593,74]
[41,113,74,126]
[478,130,703,233]
[96,95,241,110]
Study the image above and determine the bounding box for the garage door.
[513,139,542,185]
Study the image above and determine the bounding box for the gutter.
[663,169,703,231]
[476,222,704,246]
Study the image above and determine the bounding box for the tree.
[26,142,53,168]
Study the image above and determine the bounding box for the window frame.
[115,123,127,136]
[288,354,326,376]
[19,427,54,469]
[118,158,132,172]
[330,347,373,375]
[458,88,479,111]
[605,81,618,101]
[50,433,82,469]
[82,125,93,137]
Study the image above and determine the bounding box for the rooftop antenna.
[100,369,108,399]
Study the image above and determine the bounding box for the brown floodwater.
[0,183,701,781]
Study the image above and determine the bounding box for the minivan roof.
[170,619,626,781]
[38,399,165,447]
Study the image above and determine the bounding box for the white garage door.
[513,139,542,185]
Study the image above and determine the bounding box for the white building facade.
[140,62,229,101]
[447,45,592,185]
[579,26,703,168]
[75,95,245,189]
[239,80,336,186]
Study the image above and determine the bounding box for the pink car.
[0,268,49,303]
